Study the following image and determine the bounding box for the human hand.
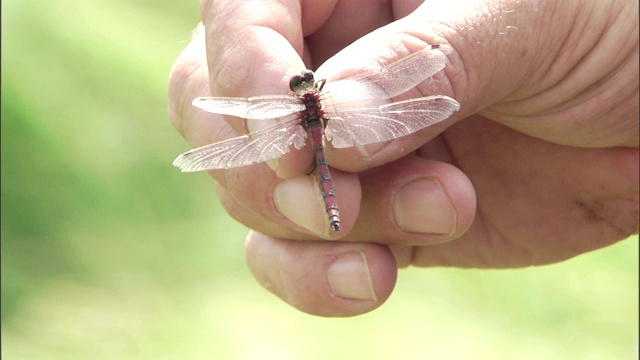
[168,0,639,316]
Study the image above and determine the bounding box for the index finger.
[198,0,337,177]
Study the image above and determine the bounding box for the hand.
[168,0,639,316]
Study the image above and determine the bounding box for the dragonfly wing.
[193,95,306,119]
[320,44,452,109]
[173,117,307,171]
[325,95,460,148]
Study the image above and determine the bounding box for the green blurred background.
[1,1,637,359]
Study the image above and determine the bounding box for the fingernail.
[393,179,456,234]
[273,175,328,236]
[328,251,377,301]
[266,157,280,172]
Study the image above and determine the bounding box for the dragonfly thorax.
[298,91,325,131]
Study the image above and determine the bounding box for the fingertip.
[245,231,397,317]
[355,155,476,245]
[327,245,397,306]
[393,178,457,235]
[272,170,361,238]
[273,175,330,237]
[200,1,307,98]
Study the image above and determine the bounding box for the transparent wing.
[173,116,307,171]
[319,44,452,109]
[325,95,460,148]
[193,95,305,119]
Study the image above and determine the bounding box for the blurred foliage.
[2,0,246,319]
[1,1,638,359]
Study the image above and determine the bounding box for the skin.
[168,0,639,317]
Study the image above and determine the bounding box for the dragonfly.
[173,44,461,232]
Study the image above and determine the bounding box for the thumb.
[314,0,630,171]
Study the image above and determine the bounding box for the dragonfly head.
[289,70,316,93]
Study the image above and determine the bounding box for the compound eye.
[289,74,302,91]
[301,70,315,83]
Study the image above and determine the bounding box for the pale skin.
[168,0,639,316]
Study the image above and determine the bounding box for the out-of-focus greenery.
[1,1,637,359]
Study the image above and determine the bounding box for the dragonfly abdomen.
[297,89,340,231]
[306,121,340,232]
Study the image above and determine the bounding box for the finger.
[311,0,635,172]
[476,1,639,148]
[199,0,337,179]
[168,26,235,149]
[245,231,397,317]
[201,0,338,85]
[167,28,270,184]
[311,13,468,173]
[346,152,477,245]
[201,0,306,97]
[217,166,362,239]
